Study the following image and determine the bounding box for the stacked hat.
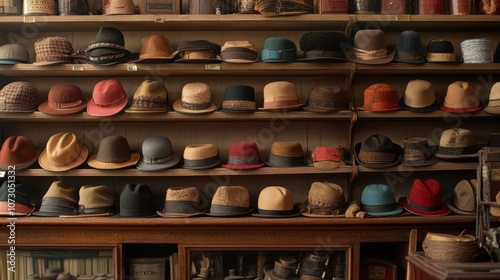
[87,79,128,117]
[484,82,500,114]
[219,85,256,112]
[434,128,479,162]
[300,182,346,217]
[222,141,264,170]
[38,84,88,115]
[252,186,299,218]
[38,132,88,172]
[62,185,116,217]
[266,142,305,167]
[426,39,461,63]
[206,186,252,217]
[259,81,304,111]
[33,36,74,65]
[117,183,157,217]
[175,40,222,63]
[125,80,170,113]
[261,37,297,63]
[297,32,348,61]
[220,41,259,63]
[0,136,40,170]
[357,83,400,112]
[129,34,178,63]
[0,43,30,64]
[303,85,349,113]
[182,144,221,169]
[173,82,217,114]
[399,79,437,112]
[446,179,477,215]
[0,181,35,216]
[263,256,299,279]
[157,187,208,217]
[87,135,140,169]
[401,137,438,167]
[440,81,482,113]
[399,178,451,216]
[32,181,79,217]
[255,0,313,16]
[136,136,180,171]
[360,184,403,217]
[0,81,38,112]
[355,134,403,168]
[347,29,395,64]
[86,26,131,65]
[394,30,426,64]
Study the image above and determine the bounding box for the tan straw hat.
[300,182,346,217]
[434,128,479,161]
[38,132,88,172]
[252,186,299,218]
[87,135,140,170]
[173,82,217,114]
[182,144,221,169]
[207,186,252,217]
[157,187,208,218]
[259,81,305,111]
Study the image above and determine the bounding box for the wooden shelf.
[356,110,497,120]
[355,63,500,76]
[357,161,478,173]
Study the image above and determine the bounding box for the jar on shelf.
[351,0,378,13]
[380,0,409,14]
[23,0,56,15]
[481,0,500,14]
[450,0,472,14]
[417,0,444,14]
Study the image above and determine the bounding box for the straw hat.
[0,81,38,112]
[125,80,170,113]
[62,185,116,217]
[259,81,305,111]
[303,85,349,113]
[136,136,180,171]
[440,81,483,113]
[252,186,299,218]
[32,181,79,217]
[399,178,451,216]
[360,184,403,217]
[434,128,479,161]
[355,134,403,168]
[266,142,305,167]
[87,135,140,170]
[484,82,500,114]
[300,182,346,217]
[38,84,88,115]
[445,179,477,215]
[222,141,264,170]
[357,83,400,112]
[0,136,40,171]
[182,144,221,169]
[399,79,437,113]
[207,186,252,217]
[38,132,88,172]
[129,34,178,63]
[308,146,343,170]
[173,82,217,114]
[347,29,395,64]
[0,181,35,216]
[87,79,128,117]
[401,137,439,167]
[103,0,135,15]
[157,187,208,218]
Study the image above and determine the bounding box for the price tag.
[23,16,35,23]
[72,65,84,71]
[205,64,220,71]
[0,171,5,178]
[155,16,165,23]
[127,65,138,71]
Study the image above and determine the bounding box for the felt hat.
[0,136,40,171]
[308,146,343,170]
[259,81,305,111]
[266,142,305,167]
[252,186,299,218]
[87,79,128,117]
[399,178,451,216]
[86,27,131,65]
[87,135,140,169]
[32,181,79,217]
[117,183,157,217]
[220,41,259,63]
[490,191,500,216]
[182,143,221,169]
[484,82,500,114]
[222,141,265,170]
[0,180,35,216]
[303,85,349,113]
[300,182,346,218]
[255,0,313,16]
[355,134,403,168]
[125,80,170,113]
[129,34,178,63]
[175,40,222,63]
[426,39,461,63]
[440,81,483,113]
[399,79,437,112]
[357,83,400,112]
[445,179,477,215]
[394,30,426,64]
[157,187,208,218]
[347,29,395,64]
[434,128,479,161]
[219,85,257,112]
[33,36,74,65]
[297,31,348,62]
[263,255,299,280]
[62,185,116,217]
[261,37,297,63]
[38,132,89,172]
[360,184,403,217]
[207,186,253,217]
[136,136,180,171]
[401,137,439,167]
[173,82,217,114]
[0,81,38,112]
[0,43,30,64]
[38,84,88,115]
[103,0,135,14]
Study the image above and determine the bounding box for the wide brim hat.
[136,153,181,171]
[87,79,129,117]
[354,142,403,168]
[38,145,89,172]
[398,196,451,216]
[87,96,127,116]
[172,99,217,114]
[87,152,140,169]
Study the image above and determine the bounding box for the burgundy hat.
[222,141,265,170]
[0,136,40,170]
[38,84,88,115]
[399,178,451,216]
[87,79,128,117]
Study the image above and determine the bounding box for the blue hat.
[360,184,403,217]
[261,37,297,63]
[394,30,426,64]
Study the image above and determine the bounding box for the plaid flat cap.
[33,36,74,65]
[0,81,38,112]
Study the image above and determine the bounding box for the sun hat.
[399,178,451,216]
[399,79,437,113]
[303,85,349,113]
[401,137,439,167]
[262,255,299,280]
[206,186,252,217]
[426,39,461,63]
[0,181,35,216]
[440,81,483,113]
[175,40,222,63]
[355,134,403,168]
[0,81,38,112]
[129,34,178,63]
[222,141,265,170]
[258,81,305,111]
[445,179,477,215]
[173,82,217,114]
[87,135,140,169]
[360,184,403,217]
[31,181,79,217]
[297,31,348,62]
[0,44,30,64]
[307,146,343,170]
[136,136,180,171]
[347,29,395,64]
[33,36,74,65]
[87,79,128,117]
[125,80,170,113]
[357,83,400,112]
[434,128,479,161]
[219,85,256,113]
[38,132,89,172]
[252,186,299,218]
[117,183,157,217]
[62,184,116,217]
[103,0,135,14]
[261,37,297,63]
[38,84,88,115]
[0,136,40,170]
[157,187,208,218]
[394,30,426,64]
[255,0,313,16]
[220,41,259,63]
[300,182,346,218]
[484,82,500,114]
[266,142,305,167]
[86,26,131,65]
[182,144,221,169]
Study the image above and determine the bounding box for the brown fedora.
[252,186,300,218]
[182,144,221,169]
[125,80,170,113]
[38,84,88,115]
[303,85,349,113]
[440,81,483,113]
[300,182,346,218]
[206,186,253,217]
[32,181,79,217]
[347,29,395,64]
[87,135,140,170]
[445,179,477,215]
[355,134,403,168]
[62,184,117,217]
[0,136,40,170]
[129,34,178,63]
[259,81,305,111]
[157,187,208,218]
[173,83,217,114]
[401,137,439,167]
[266,142,305,167]
[38,132,89,172]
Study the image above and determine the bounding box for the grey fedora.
[136,136,180,171]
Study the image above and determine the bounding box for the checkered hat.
[0,81,38,112]
[33,36,74,65]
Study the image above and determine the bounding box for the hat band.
[183,156,219,168]
[438,145,476,155]
[39,197,78,214]
[268,154,304,166]
[353,47,387,61]
[131,97,168,109]
[358,151,396,164]
[261,48,296,62]
[426,52,456,62]
[51,99,83,109]
[36,53,74,63]
[303,50,344,59]
[164,200,204,214]
[78,204,116,214]
[407,197,441,212]
[119,206,156,217]
[221,47,259,61]
[143,153,173,165]
[210,204,249,214]
[87,42,125,51]
[222,100,256,110]
[361,202,399,213]
[488,99,500,107]
[258,208,296,216]
[396,50,425,61]
[88,51,126,61]
[181,100,211,110]
[308,99,348,109]
[228,155,261,165]
[92,94,127,107]
[404,148,432,161]
[264,99,299,108]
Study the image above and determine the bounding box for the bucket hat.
[261,37,297,63]
[129,34,178,63]
[434,128,479,161]
[182,143,221,169]
[173,82,217,114]
[308,146,343,170]
[117,183,157,217]
[399,79,437,112]
[255,0,313,16]
[0,81,38,112]
[300,182,346,218]
[440,81,482,113]
[297,32,348,62]
[157,187,208,218]
[0,44,30,64]
[347,29,395,64]
[394,30,426,64]
[252,186,299,218]
[262,255,299,280]
[175,40,222,63]
[259,81,305,111]
[401,137,439,167]
[484,82,500,114]
[87,79,128,117]
[38,132,89,172]
[355,134,403,168]
[136,136,180,171]
[206,186,253,217]
[219,85,256,113]
[360,184,403,217]
[125,80,170,113]
[266,142,305,167]
[38,84,88,115]
[426,39,461,63]
[222,141,265,170]
[445,179,477,215]
[32,181,79,217]
[103,0,135,14]
[0,136,40,171]
[86,26,131,65]
[220,41,259,63]
[0,181,35,216]
[357,83,400,112]
[399,178,451,216]
[33,36,74,65]
[62,185,116,217]
[87,135,140,169]
[303,85,349,113]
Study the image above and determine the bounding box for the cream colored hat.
[173,82,217,114]
[252,186,299,218]
[300,182,346,217]
[434,128,479,161]
[258,81,305,111]
[491,191,500,216]
[484,82,500,114]
[38,132,88,172]
[440,81,483,113]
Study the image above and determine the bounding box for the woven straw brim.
[87,152,140,170]
[172,99,217,114]
[312,161,342,170]
[299,203,346,218]
[0,147,41,171]
[38,145,89,172]
[354,142,403,168]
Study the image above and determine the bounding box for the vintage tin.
[417,0,444,14]
[318,0,349,13]
[380,0,408,14]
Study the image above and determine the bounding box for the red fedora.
[87,79,128,117]
[399,178,451,216]
[0,136,40,170]
[222,141,265,170]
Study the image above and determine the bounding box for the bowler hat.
[252,186,299,218]
[300,182,346,218]
[0,181,35,216]
[0,44,30,64]
[125,80,170,113]
[87,79,128,117]
[207,186,253,217]
[86,27,131,65]
[297,32,348,62]
[33,36,74,65]
[157,187,208,217]
[445,179,477,215]
[308,146,343,170]
[266,142,305,167]
[220,41,259,63]
[0,136,40,171]
[38,84,88,115]
[136,136,180,171]
[129,34,178,63]
[357,83,400,112]
[117,183,157,217]
[355,134,403,168]
[434,128,479,161]
[32,181,79,217]
[87,135,140,169]
[222,141,264,170]
[347,29,395,65]
[399,178,451,216]
[259,81,305,111]
[399,79,437,112]
[0,81,38,112]
[401,137,439,167]
[38,132,89,172]
[426,39,460,63]
[360,184,403,217]
[394,30,426,64]
[484,82,500,114]
[263,255,299,280]
[173,82,217,114]
[62,184,116,217]
[175,40,222,63]
[219,85,257,112]
[182,144,221,169]
[440,81,482,113]
[261,37,297,63]
[303,85,349,113]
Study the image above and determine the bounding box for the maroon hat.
[399,178,451,216]
[0,81,38,112]
[222,141,265,170]
[87,79,128,117]
[38,84,88,115]
[0,136,41,170]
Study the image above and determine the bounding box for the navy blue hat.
[394,30,426,64]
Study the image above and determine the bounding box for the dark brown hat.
[355,134,403,168]
[87,135,140,170]
[347,29,395,64]
[303,85,349,113]
[298,31,348,61]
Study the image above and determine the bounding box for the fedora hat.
[33,36,74,65]
[263,255,299,280]
[259,81,305,111]
[87,135,140,169]
[182,144,221,169]
[357,83,400,112]
[220,41,259,63]
[157,187,208,217]
[103,0,135,14]
[38,132,89,172]
[297,32,348,62]
[445,179,477,215]
[87,79,128,117]
[32,181,79,217]
[401,137,439,167]
[86,26,131,65]
[125,80,170,113]
[0,81,38,112]
[252,186,299,218]
[62,185,116,217]
[219,85,256,112]
[0,44,30,64]
[300,182,346,218]
[440,81,483,113]
[38,84,88,115]
[222,141,264,170]
[308,146,343,170]
[426,39,461,63]
[117,183,157,217]
[484,82,500,114]
[173,82,217,114]
[399,79,437,112]
[399,178,451,216]
[261,37,297,63]
[347,29,395,64]
[434,128,479,161]
[303,85,349,113]
[0,136,40,171]
[129,34,178,63]
[175,40,222,63]
[207,186,253,217]
[490,191,500,216]
[355,134,403,168]
[266,142,305,167]
[361,184,403,217]
[0,181,35,216]
[394,30,426,64]
[136,136,180,171]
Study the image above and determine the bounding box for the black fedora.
[116,183,157,217]
[86,26,131,65]
[426,39,461,63]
